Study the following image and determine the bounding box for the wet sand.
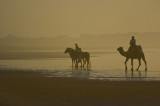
[0,70,160,106]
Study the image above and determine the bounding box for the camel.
[117,46,147,71]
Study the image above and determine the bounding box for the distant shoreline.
[0,50,116,60]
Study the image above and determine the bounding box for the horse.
[81,52,91,68]
[64,48,81,67]
[64,48,91,68]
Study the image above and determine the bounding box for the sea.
[0,47,160,81]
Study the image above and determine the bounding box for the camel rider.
[130,36,136,46]
[128,36,137,53]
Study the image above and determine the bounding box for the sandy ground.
[0,70,160,106]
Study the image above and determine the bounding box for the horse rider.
[75,43,82,62]
[75,43,80,52]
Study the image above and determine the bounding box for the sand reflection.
[71,66,91,78]
[125,70,147,79]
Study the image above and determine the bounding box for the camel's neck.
[119,49,127,57]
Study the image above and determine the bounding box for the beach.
[0,49,160,105]
[1,0,160,105]
[0,70,160,106]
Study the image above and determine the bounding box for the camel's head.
[117,47,123,51]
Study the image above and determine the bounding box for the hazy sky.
[0,0,160,37]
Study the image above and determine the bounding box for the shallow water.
[0,48,160,81]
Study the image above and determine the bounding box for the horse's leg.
[142,55,147,71]
[87,57,90,68]
[82,58,85,67]
[86,58,88,68]
[136,58,141,70]
[83,58,86,67]
[131,58,133,71]
[89,58,91,68]
[83,58,86,68]
[125,58,129,70]
[76,59,78,67]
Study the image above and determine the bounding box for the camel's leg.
[142,55,147,71]
[72,59,74,67]
[136,58,141,70]
[125,58,129,70]
[125,70,128,77]
[74,59,76,66]
[131,58,133,71]
[80,59,82,67]
[131,70,133,78]
[77,59,79,67]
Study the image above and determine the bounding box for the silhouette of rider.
[128,36,137,53]
[75,43,80,52]
[130,36,136,46]
[75,43,82,62]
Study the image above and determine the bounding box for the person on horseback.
[75,43,82,63]
[75,43,80,52]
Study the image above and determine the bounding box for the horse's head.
[64,48,74,53]
[64,48,69,53]
[117,47,123,51]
